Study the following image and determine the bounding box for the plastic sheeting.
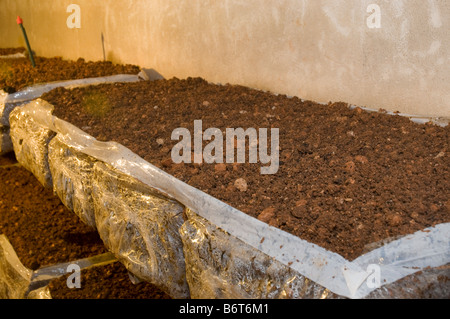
[180,208,342,299]
[348,105,449,127]
[0,52,26,59]
[9,98,449,299]
[47,133,190,298]
[2,74,141,109]
[0,91,13,153]
[92,161,189,299]
[180,209,450,299]
[48,137,98,228]
[9,105,55,187]
[5,74,143,184]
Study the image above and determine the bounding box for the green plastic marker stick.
[16,16,35,67]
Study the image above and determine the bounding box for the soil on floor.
[48,261,171,299]
[0,55,140,93]
[0,153,170,299]
[41,78,450,261]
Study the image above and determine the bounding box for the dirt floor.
[0,55,139,93]
[0,152,171,299]
[48,261,171,299]
[42,78,450,261]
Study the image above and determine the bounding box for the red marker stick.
[17,16,36,67]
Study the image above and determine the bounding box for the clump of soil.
[42,78,450,261]
[48,261,171,299]
[0,56,140,93]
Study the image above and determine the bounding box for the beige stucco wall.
[1,0,449,117]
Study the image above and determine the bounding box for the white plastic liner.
[0,125,13,154]
[12,98,449,299]
[0,52,26,59]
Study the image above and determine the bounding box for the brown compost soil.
[0,154,107,270]
[0,153,171,299]
[41,77,450,261]
[0,55,140,93]
[48,261,171,299]
[0,47,26,55]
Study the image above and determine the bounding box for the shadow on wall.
[106,50,119,64]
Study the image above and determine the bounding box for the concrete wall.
[0,0,449,117]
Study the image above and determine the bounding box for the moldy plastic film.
[92,161,190,299]
[48,136,97,229]
[8,105,55,188]
[180,208,341,299]
[0,52,26,59]
[180,209,450,299]
[1,100,26,127]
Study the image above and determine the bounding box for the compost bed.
[0,153,170,299]
[41,77,450,261]
[0,54,139,93]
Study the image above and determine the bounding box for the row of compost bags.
[5,93,449,299]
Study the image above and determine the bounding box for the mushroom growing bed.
[41,78,450,261]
